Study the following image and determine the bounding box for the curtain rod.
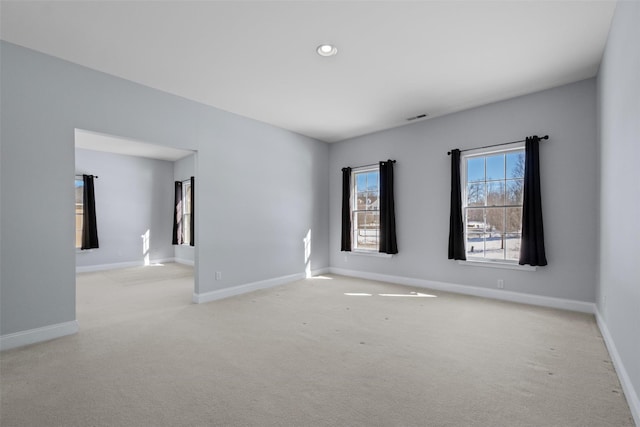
[342,159,396,171]
[447,135,549,155]
[75,174,99,179]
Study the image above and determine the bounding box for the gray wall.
[173,153,195,264]
[0,41,330,336]
[597,0,640,415]
[75,148,175,268]
[329,79,599,302]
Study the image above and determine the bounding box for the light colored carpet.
[0,263,634,427]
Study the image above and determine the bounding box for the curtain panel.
[519,136,548,266]
[341,167,352,251]
[81,174,99,250]
[189,176,195,246]
[379,160,398,254]
[448,149,466,260]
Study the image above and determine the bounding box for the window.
[463,146,525,262]
[75,178,84,249]
[352,167,380,251]
[181,179,192,245]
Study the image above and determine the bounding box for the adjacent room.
[1,1,638,426]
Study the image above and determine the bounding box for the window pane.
[184,184,192,214]
[75,179,84,248]
[506,207,522,233]
[485,207,505,234]
[507,152,525,179]
[466,207,485,230]
[183,213,191,244]
[365,191,377,210]
[352,169,380,251]
[467,157,484,182]
[486,154,505,180]
[357,192,367,210]
[506,179,524,205]
[487,182,505,206]
[356,173,367,191]
[75,180,84,204]
[463,149,524,262]
[485,208,505,260]
[354,211,379,250]
[367,172,379,191]
[467,183,485,206]
[466,231,485,260]
[506,234,521,261]
[466,207,485,259]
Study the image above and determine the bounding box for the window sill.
[457,260,536,271]
[348,250,393,258]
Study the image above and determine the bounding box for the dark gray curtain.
[172,181,183,245]
[448,149,466,260]
[81,174,99,250]
[341,167,352,251]
[519,136,548,266]
[379,160,398,254]
[189,176,195,247]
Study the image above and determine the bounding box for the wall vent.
[406,113,428,121]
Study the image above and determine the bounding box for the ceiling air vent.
[406,113,428,121]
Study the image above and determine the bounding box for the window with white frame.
[181,179,192,245]
[75,178,84,249]
[352,166,380,251]
[463,146,525,262]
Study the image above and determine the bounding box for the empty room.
[0,1,638,426]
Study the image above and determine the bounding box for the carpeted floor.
[0,263,634,426]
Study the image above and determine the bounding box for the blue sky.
[467,152,524,182]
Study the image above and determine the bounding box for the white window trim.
[351,165,381,254]
[75,178,84,250]
[349,250,393,258]
[461,142,526,265]
[181,179,192,247]
[457,259,536,271]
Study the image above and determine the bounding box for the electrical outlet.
[497,279,504,289]
[216,272,222,280]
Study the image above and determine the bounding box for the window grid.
[75,178,84,249]
[182,179,192,246]
[352,167,380,251]
[463,148,525,262]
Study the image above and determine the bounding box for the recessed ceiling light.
[316,44,338,57]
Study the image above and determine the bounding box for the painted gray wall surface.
[597,0,640,411]
[0,42,330,336]
[75,148,174,267]
[329,79,599,302]
[173,153,195,264]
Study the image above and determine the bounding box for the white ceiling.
[1,0,616,143]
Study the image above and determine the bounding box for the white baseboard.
[76,257,177,273]
[312,267,331,276]
[193,272,304,303]
[328,268,596,314]
[193,268,330,304]
[595,309,640,426]
[174,258,195,266]
[0,320,78,351]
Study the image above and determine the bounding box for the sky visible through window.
[467,151,524,182]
